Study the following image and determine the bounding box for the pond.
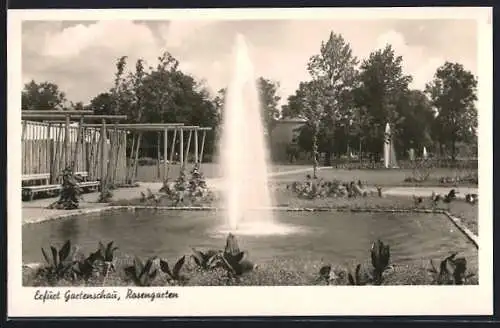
[22,209,477,266]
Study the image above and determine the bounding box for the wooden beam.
[22,114,128,121]
[22,110,94,115]
[81,123,189,129]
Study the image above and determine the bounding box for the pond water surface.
[22,209,477,266]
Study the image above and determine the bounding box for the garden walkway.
[21,166,479,225]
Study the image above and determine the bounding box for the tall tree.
[354,44,413,159]
[425,62,478,160]
[257,77,281,140]
[299,80,327,177]
[21,80,68,111]
[307,32,359,165]
[213,88,227,143]
[281,82,311,119]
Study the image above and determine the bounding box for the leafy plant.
[124,256,159,286]
[191,248,218,270]
[428,253,475,285]
[72,249,104,281]
[371,239,391,285]
[72,241,117,281]
[347,264,364,286]
[160,256,188,283]
[210,234,255,277]
[98,186,113,203]
[39,240,74,284]
[48,166,82,210]
[98,241,118,272]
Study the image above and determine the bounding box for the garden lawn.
[270,167,478,187]
[135,164,318,182]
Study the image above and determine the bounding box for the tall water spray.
[218,34,275,231]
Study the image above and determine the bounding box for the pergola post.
[166,129,177,181]
[163,128,168,181]
[46,123,52,180]
[100,119,106,192]
[184,130,192,170]
[194,128,199,164]
[64,114,70,167]
[180,128,184,168]
[71,116,84,173]
[199,130,207,164]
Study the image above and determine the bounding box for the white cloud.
[22,20,478,106]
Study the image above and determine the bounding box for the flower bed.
[22,236,478,287]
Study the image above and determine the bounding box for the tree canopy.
[22,32,478,163]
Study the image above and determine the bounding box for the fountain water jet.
[217,34,294,235]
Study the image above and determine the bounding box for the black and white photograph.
[8,7,493,317]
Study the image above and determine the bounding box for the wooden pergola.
[80,123,213,182]
[22,110,213,191]
[22,110,128,190]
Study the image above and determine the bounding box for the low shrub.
[47,166,82,210]
[158,164,216,206]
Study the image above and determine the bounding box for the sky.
[21,19,478,106]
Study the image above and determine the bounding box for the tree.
[307,32,359,165]
[88,92,114,115]
[281,82,311,119]
[425,62,478,160]
[354,44,413,160]
[21,80,68,111]
[299,80,327,177]
[394,90,435,156]
[212,88,226,143]
[257,77,281,141]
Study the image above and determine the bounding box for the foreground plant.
[72,241,118,281]
[39,240,74,285]
[124,256,159,287]
[317,264,347,285]
[191,248,218,270]
[428,252,475,285]
[207,234,256,278]
[347,264,365,286]
[72,249,104,281]
[371,239,391,285]
[160,255,188,284]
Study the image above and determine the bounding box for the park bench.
[75,171,89,181]
[22,180,100,201]
[22,184,62,201]
[22,173,51,186]
[78,181,100,193]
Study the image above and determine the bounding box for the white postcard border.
[7,7,493,317]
